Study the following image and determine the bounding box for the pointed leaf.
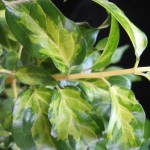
[95,37,108,51]
[5,0,87,73]
[107,86,145,149]
[78,76,131,128]
[140,72,150,81]
[92,16,119,70]
[110,45,129,64]
[13,88,55,150]
[16,66,56,86]
[93,0,148,58]
[48,87,104,149]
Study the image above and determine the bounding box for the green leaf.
[78,79,111,128]
[140,119,150,150]
[20,47,35,66]
[76,22,99,50]
[48,87,104,149]
[92,16,119,70]
[0,98,13,132]
[0,9,19,52]
[59,80,79,88]
[0,24,19,52]
[143,119,150,140]
[0,125,11,142]
[107,86,145,149]
[140,72,150,81]
[93,0,148,58]
[71,51,100,73]
[98,14,110,29]
[88,139,107,150]
[5,0,87,73]
[54,141,73,150]
[78,76,131,105]
[0,0,4,10]
[40,58,60,75]
[79,78,131,130]
[110,45,129,64]
[140,139,150,150]
[12,90,35,150]
[13,88,55,150]
[146,72,150,80]
[16,66,56,86]
[95,37,108,51]
[79,79,108,102]
[108,76,131,89]
[5,51,18,70]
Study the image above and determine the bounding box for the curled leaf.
[93,0,148,58]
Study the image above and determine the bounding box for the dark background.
[52,0,150,118]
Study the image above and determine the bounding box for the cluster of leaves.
[0,0,150,149]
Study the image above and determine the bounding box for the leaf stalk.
[12,78,18,100]
[0,69,15,76]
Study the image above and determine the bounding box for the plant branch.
[0,69,15,76]
[12,78,18,100]
[52,67,150,81]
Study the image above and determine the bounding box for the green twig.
[12,78,18,100]
[52,66,150,81]
[0,69,15,76]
